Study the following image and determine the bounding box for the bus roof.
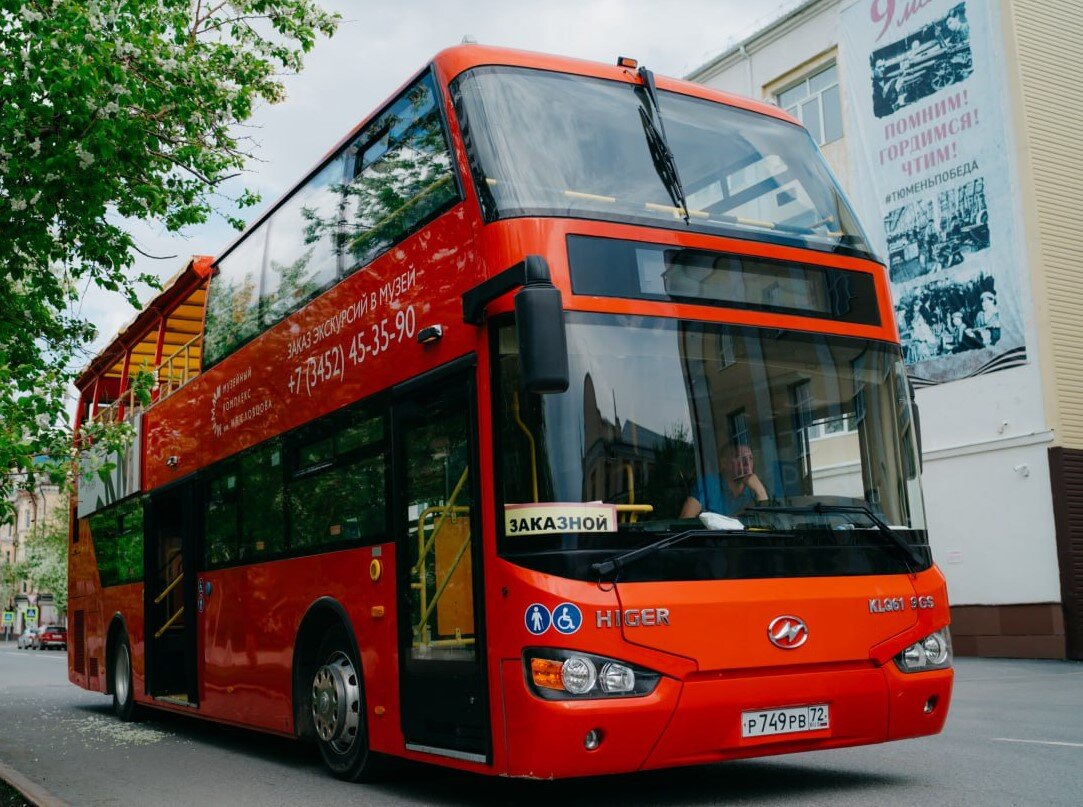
[75,255,213,390]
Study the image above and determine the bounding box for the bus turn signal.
[530,658,564,690]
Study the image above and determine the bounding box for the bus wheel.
[111,633,137,721]
[311,626,385,781]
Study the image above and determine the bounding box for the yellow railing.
[154,606,184,639]
[411,467,473,649]
[89,386,141,426]
[87,335,202,427]
[153,572,183,605]
[155,334,202,402]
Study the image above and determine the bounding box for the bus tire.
[311,625,385,782]
[110,632,138,722]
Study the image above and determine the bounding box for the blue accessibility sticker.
[525,603,552,635]
[552,602,583,635]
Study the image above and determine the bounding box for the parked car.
[16,626,40,649]
[35,625,67,650]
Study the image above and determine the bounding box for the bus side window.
[239,441,285,560]
[205,469,240,566]
[289,405,387,550]
[89,508,119,587]
[342,73,459,270]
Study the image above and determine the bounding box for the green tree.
[0,559,27,612]
[23,504,68,615]
[0,0,339,521]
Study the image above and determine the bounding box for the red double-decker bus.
[69,46,952,781]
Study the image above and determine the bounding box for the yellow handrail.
[511,392,539,503]
[154,606,184,639]
[622,463,642,523]
[87,334,202,426]
[415,526,473,642]
[411,465,471,644]
[412,468,470,577]
[156,334,202,401]
[153,572,183,605]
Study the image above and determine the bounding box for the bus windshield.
[494,314,928,581]
[453,66,870,256]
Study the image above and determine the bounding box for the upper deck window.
[451,66,870,257]
[203,72,459,370]
[569,236,881,326]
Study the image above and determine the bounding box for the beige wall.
[1001,0,1083,449]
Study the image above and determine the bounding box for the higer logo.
[767,615,809,649]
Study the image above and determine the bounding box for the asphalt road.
[0,644,1080,806]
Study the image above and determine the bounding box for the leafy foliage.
[0,1,338,522]
[22,504,69,613]
[0,559,26,612]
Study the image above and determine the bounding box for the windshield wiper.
[743,503,924,572]
[591,528,765,579]
[636,66,690,224]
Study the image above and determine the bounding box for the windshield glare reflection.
[494,315,927,580]
[452,66,871,255]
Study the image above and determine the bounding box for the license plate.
[741,704,830,738]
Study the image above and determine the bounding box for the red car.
[35,625,66,650]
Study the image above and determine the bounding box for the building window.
[728,409,750,448]
[776,63,842,145]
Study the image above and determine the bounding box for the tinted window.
[201,405,386,568]
[290,455,385,549]
[240,442,286,560]
[290,408,386,550]
[340,75,459,268]
[203,72,459,371]
[262,156,348,323]
[569,236,881,325]
[89,497,144,587]
[203,223,268,368]
[205,468,241,566]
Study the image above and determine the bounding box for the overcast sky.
[80,0,802,361]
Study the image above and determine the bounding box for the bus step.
[155,694,195,708]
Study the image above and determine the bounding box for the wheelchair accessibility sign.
[553,603,582,634]
[524,602,583,635]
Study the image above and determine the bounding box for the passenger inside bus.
[678,442,769,519]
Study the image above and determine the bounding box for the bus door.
[144,479,199,705]
[393,364,489,761]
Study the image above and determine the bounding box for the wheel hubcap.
[311,651,361,752]
[115,644,130,705]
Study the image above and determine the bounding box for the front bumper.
[500,659,952,778]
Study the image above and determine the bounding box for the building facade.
[689,0,1083,659]
[1,482,64,635]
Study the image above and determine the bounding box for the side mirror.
[515,259,569,394]
[462,255,569,394]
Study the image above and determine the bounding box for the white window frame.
[776,62,842,146]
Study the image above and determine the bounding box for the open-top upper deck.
[75,256,212,428]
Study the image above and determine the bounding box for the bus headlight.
[894,628,952,673]
[525,649,661,699]
[561,656,597,694]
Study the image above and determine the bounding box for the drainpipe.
[739,44,755,98]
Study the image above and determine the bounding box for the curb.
[0,759,71,807]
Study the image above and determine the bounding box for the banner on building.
[840,0,1026,385]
